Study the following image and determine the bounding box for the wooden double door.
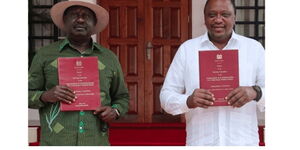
[98,0,190,123]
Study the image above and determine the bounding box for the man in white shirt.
[160,0,265,146]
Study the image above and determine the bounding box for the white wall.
[28,109,39,125]
[192,0,207,38]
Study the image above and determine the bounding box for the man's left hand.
[225,86,257,108]
[93,106,117,122]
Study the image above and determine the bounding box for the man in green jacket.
[28,1,129,146]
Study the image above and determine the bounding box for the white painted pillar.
[192,0,207,38]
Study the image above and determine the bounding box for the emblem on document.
[76,60,82,67]
[216,54,223,60]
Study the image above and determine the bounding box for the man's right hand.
[40,85,76,104]
[186,89,215,109]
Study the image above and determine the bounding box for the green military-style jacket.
[28,39,129,146]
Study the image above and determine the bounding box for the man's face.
[204,0,235,42]
[63,6,97,38]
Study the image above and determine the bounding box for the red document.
[58,56,101,111]
[199,50,239,106]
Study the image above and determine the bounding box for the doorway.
[98,0,190,123]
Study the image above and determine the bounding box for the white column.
[192,0,207,38]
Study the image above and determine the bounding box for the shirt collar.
[58,38,103,52]
[201,30,238,46]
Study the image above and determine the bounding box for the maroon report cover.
[199,50,239,106]
[58,56,101,111]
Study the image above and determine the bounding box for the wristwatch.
[252,85,262,102]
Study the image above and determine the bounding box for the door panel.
[99,0,145,123]
[144,0,188,123]
[98,0,189,123]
